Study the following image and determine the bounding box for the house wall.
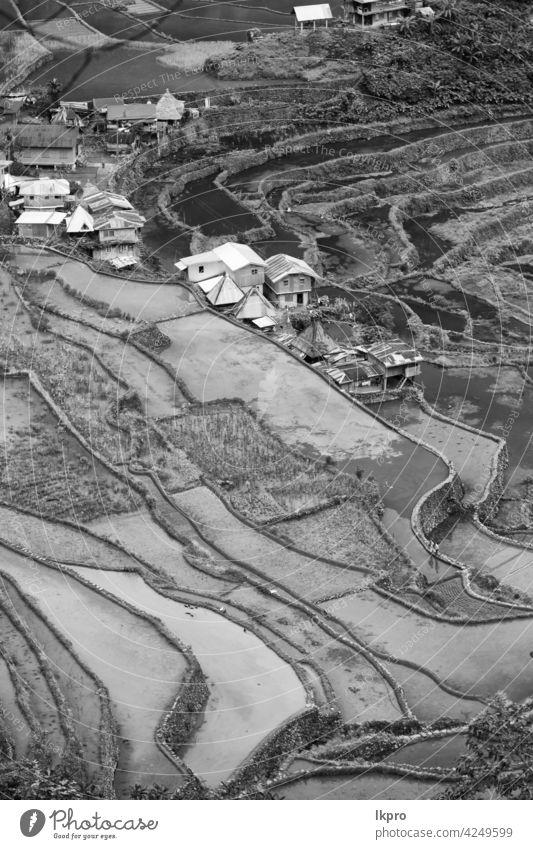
[93,243,139,261]
[17,222,55,239]
[184,258,225,283]
[24,195,66,209]
[266,273,313,295]
[97,227,139,244]
[230,264,265,290]
[265,283,310,307]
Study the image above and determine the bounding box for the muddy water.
[69,566,307,786]
[384,734,467,769]
[275,772,447,800]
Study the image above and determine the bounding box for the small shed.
[292,4,332,30]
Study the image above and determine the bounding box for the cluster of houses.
[291,320,422,393]
[175,242,320,330]
[0,88,191,168]
[175,241,422,392]
[5,173,146,266]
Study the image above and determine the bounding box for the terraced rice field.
[0,548,188,795]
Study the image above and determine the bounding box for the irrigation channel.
[6,115,533,799]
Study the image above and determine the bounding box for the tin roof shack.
[91,210,146,263]
[265,254,320,307]
[15,125,81,170]
[176,242,266,292]
[19,178,70,209]
[325,359,383,394]
[358,338,422,388]
[15,209,66,240]
[291,320,338,362]
[292,4,332,30]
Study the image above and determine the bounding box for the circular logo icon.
[20,810,46,837]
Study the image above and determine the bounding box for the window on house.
[198,265,204,273]
[283,279,289,286]
[251,268,258,275]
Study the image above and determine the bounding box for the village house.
[357,338,422,388]
[18,178,70,209]
[106,102,157,133]
[292,4,333,30]
[51,105,85,129]
[265,253,320,307]
[15,209,66,240]
[14,124,81,170]
[66,186,146,265]
[156,89,185,132]
[348,0,421,28]
[324,359,383,393]
[176,242,266,292]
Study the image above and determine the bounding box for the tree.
[445,694,533,799]
[47,77,62,107]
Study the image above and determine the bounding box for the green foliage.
[0,760,93,800]
[445,694,533,799]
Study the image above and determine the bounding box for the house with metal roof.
[106,102,157,131]
[325,359,383,393]
[176,242,266,292]
[15,124,81,169]
[265,253,320,307]
[348,0,417,28]
[358,338,422,387]
[19,178,70,209]
[292,4,332,29]
[15,209,66,239]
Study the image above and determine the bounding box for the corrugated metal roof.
[364,338,422,366]
[175,250,221,270]
[19,178,70,197]
[93,97,124,111]
[15,124,79,149]
[265,253,320,283]
[93,210,145,230]
[292,4,332,22]
[107,103,156,122]
[16,210,66,225]
[213,242,265,271]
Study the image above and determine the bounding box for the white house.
[19,178,70,209]
[176,242,266,292]
[265,253,320,307]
